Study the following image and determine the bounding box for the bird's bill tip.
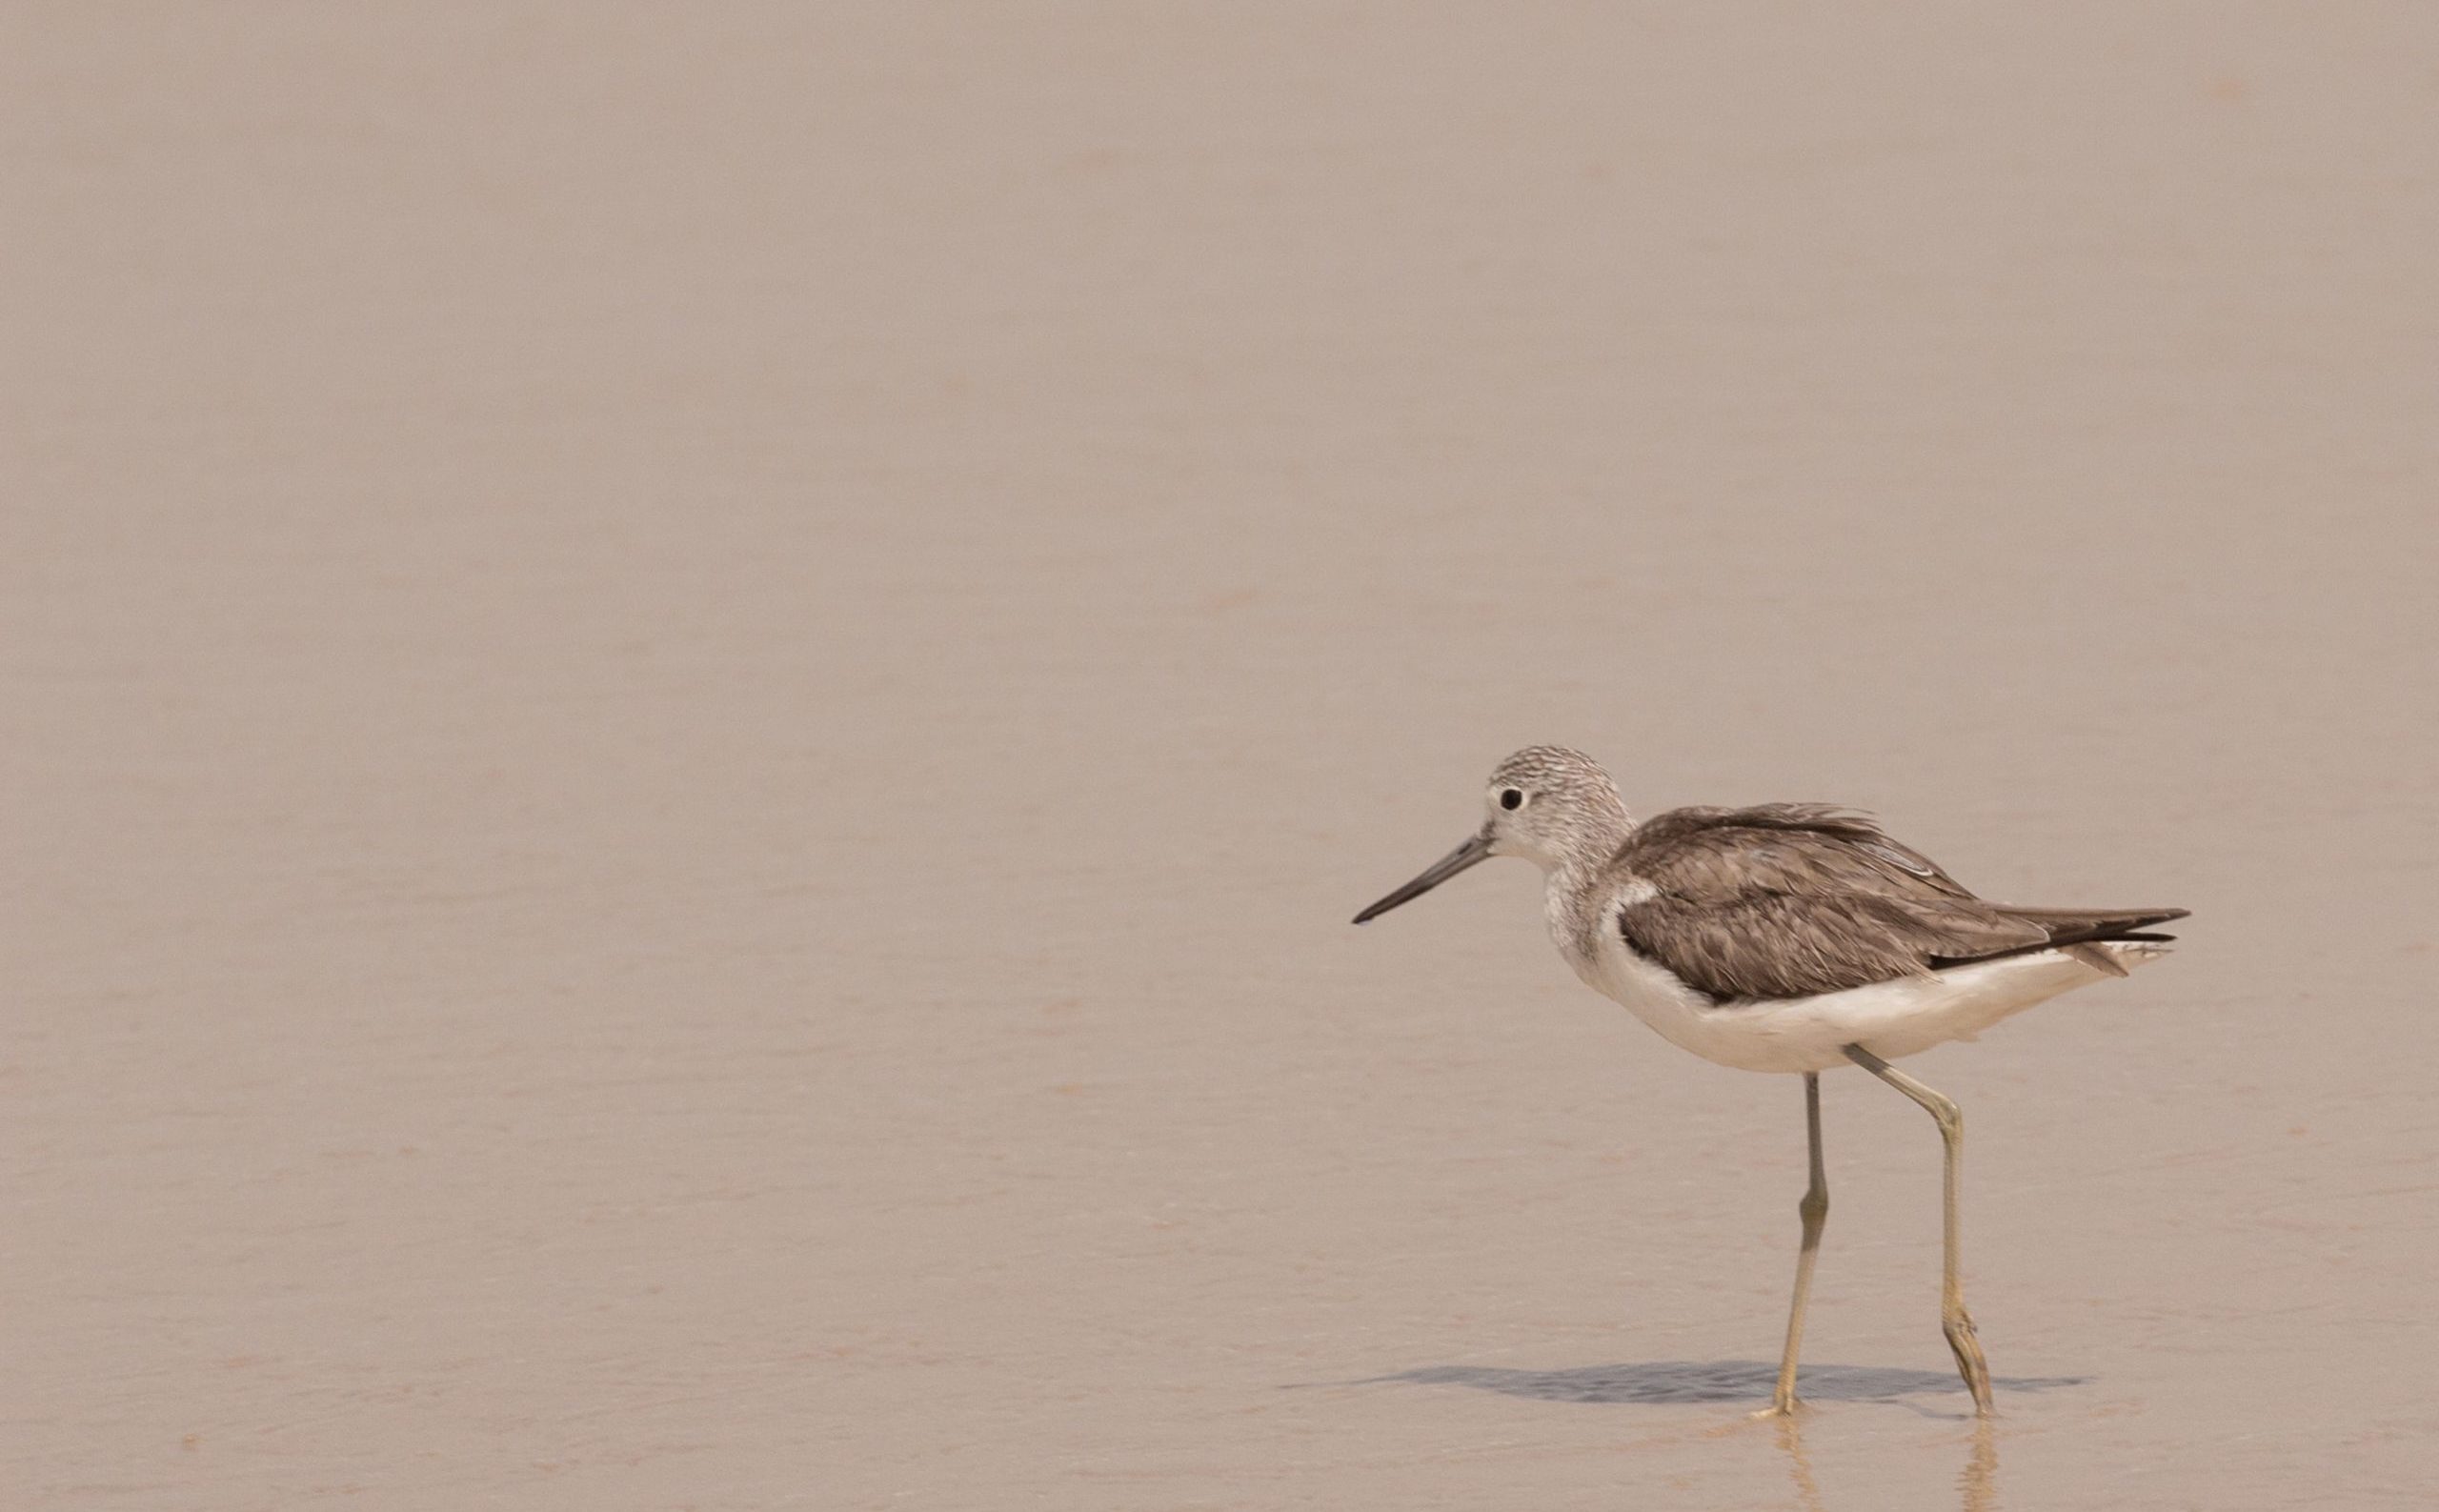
[1352,832,1494,924]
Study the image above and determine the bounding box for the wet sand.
[8,5,2438,1507]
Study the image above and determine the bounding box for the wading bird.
[1353,746,2185,1416]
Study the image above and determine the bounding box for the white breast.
[1566,925,1797,1070]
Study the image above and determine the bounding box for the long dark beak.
[1352,832,1495,923]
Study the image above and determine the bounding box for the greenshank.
[1353,745,2186,1416]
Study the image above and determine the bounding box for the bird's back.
[1601,804,2187,1003]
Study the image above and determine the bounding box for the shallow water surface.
[8,5,2437,1508]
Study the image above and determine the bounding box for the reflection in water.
[1774,1411,2000,1512]
[1374,1361,2034,1512]
[1775,1413,1826,1512]
[1959,1418,1998,1512]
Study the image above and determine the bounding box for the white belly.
[1570,932,2169,1075]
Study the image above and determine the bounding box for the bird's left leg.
[1759,1071,1828,1417]
[1843,1043,1995,1415]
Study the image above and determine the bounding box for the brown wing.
[1611,805,2187,1001]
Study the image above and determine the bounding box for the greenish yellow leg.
[1844,1043,1995,1415]
[1762,1071,1828,1416]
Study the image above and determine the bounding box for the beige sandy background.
[7,5,2437,1508]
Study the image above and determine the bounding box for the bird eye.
[1500,788,1524,810]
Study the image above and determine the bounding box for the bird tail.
[1931,906,2189,975]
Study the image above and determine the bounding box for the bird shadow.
[1366,1359,2085,1411]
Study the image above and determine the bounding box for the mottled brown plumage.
[1611,804,2187,1002]
[1352,747,2190,1415]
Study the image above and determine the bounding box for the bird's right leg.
[1762,1071,1828,1417]
[1844,1043,1995,1415]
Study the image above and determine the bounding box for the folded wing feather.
[1611,805,2187,1002]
